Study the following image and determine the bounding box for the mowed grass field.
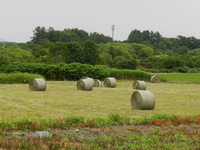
[0,80,200,121]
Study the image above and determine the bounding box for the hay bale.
[133,80,146,90]
[81,76,90,79]
[104,77,116,88]
[94,79,102,87]
[151,75,161,83]
[77,78,93,91]
[81,77,94,86]
[29,78,46,91]
[131,90,155,110]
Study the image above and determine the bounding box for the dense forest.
[1,26,200,73]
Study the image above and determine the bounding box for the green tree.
[127,29,143,43]
[97,52,113,66]
[66,42,83,63]
[71,28,89,41]
[31,26,48,44]
[131,43,154,59]
[0,44,34,65]
[112,56,137,69]
[82,41,98,65]
[173,46,189,54]
[48,42,68,63]
[89,32,113,43]
[162,56,184,69]
[188,48,200,56]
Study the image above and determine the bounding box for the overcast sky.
[1,0,200,42]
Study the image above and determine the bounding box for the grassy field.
[156,73,200,82]
[0,80,200,120]
[0,80,200,149]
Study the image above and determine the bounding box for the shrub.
[0,63,152,81]
[173,66,189,73]
[0,72,44,84]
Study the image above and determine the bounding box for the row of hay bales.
[29,75,160,111]
[29,75,161,91]
[29,77,117,91]
[76,75,161,91]
[77,77,116,91]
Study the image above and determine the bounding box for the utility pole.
[111,24,115,41]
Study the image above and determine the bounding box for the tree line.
[31,26,113,44]
[0,26,200,72]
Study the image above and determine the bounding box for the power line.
[111,24,115,41]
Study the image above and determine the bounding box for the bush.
[109,68,151,80]
[0,63,152,81]
[173,66,189,73]
[0,73,44,84]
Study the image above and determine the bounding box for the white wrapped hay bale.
[133,80,146,90]
[81,77,94,86]
[94,79,102,87]
[81,76,90,79]
[77,78,93,91]
[104,77,116,88]
[131,90,155,110]
[29,78,46,91]
[151,75,161,83]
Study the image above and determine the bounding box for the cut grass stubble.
[0,80,200,120]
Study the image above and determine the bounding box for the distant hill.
[0,38,6,42]
[0,38,11,44]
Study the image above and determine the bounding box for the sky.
[1,0,200,42]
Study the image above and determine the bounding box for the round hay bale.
[81,76,90,79]
[77,78,93,91]
[133,80,146,90]
[151,75,161,83]
[131,90,155,110]
[94,79,102,87]
[29,78,46,91]
[81,77,94,86]
[104,77,116,88]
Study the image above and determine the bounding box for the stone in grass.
[35,131,51,138]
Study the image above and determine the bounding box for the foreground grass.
[0,114,199,149]
[156,73,200,82]
[0,80,200,120]
[0,126,199,150]
[0,115,199,149]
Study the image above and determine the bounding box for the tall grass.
[0,73,44,84]
[109,68,151,81]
